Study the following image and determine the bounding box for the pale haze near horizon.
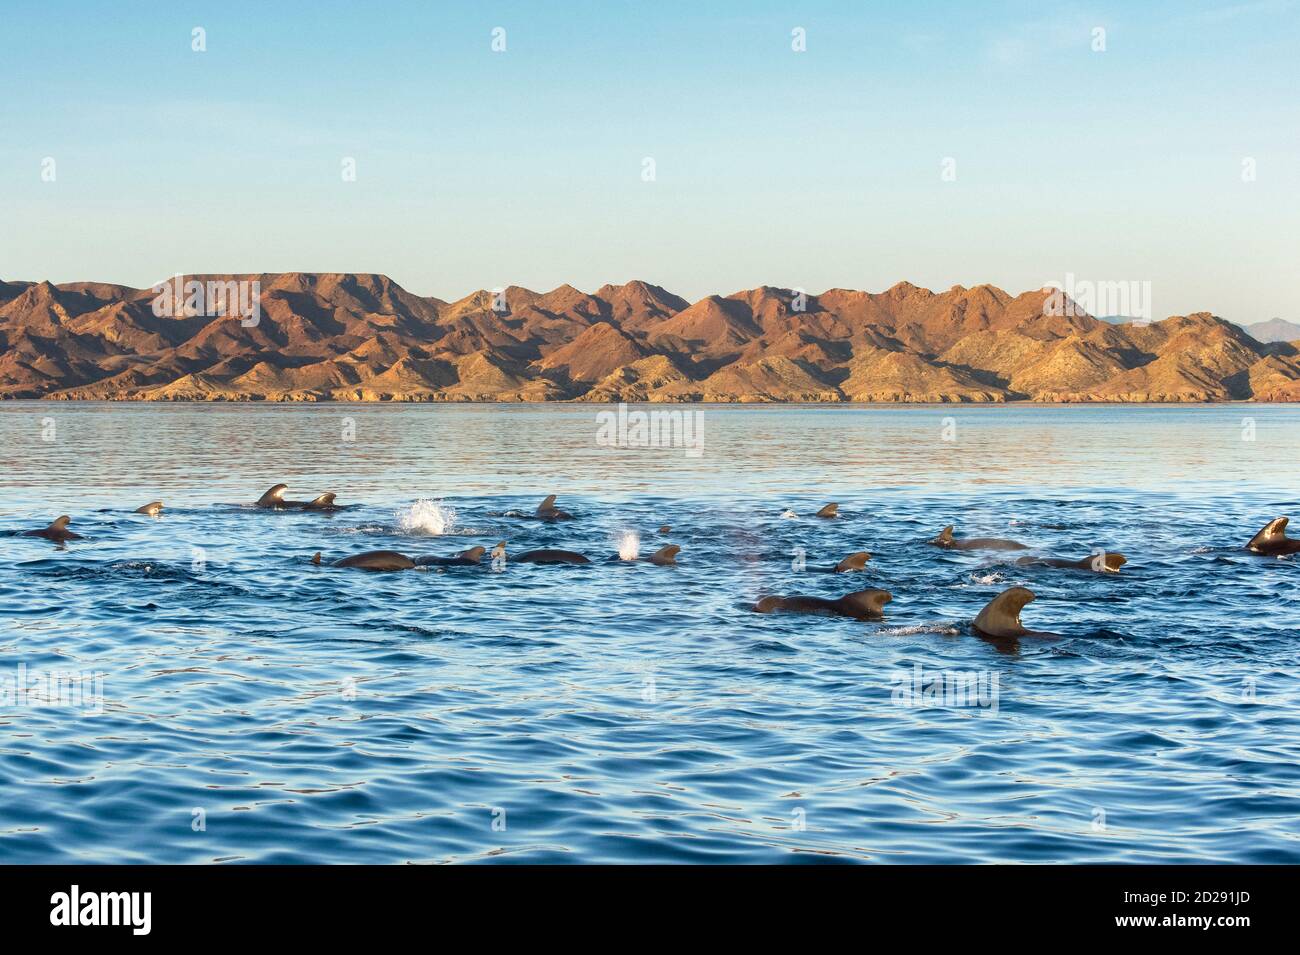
[1,0,1297,323]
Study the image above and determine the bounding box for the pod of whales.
[28,484,1300,640]
[929,525,1027,551]
[22,516,83,542]
[754,589,892,620]
[1246,517,1300,556]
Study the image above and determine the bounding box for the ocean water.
[1,401,1298,864]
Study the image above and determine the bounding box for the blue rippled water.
[0,402,1298,863]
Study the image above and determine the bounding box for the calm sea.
[1,402,1297,863]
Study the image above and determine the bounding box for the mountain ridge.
[2,273,1297,402]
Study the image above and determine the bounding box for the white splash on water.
[878,624,962,636]
[617,530,640,561]
[971,571,1006,585]
[397,499,457,536]
[780,509,797,519]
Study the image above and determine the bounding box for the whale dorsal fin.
[1097,552,1126,572]
[257,484,288,506]
[135,501,163,515]
[537,494,557,513]
[311,552,322,565]
[834,551,870,572]
[837,588,891,617]
[936,525,954,544]
[308,493,336,507]
[973,586,1035,638]
[50,516,72,529]
[816,503,839,518]
[1247,517,1290,552]
[650,544,680,565]
[459,546,487,562]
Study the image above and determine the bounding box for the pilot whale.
[1246,517,1300,556]
[257,484,338,510]
[22,516,83,542]
[414,545,487,567]
[930,526,1027,551]
[754,588,891,621]
[607,544,681,566]
[134,501,164,516]
[972,586,1057,638]
[311,550,416,571]
[514,547,591,565]
[534,495,574,521]
[831,551,871,572]
[815,503,839,519]
[1015,551,1126,573]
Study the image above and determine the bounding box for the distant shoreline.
[1,398,1290,407]
[4,274,1297,403]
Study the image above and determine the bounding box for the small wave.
[970,571,1006,585]
[396,499,456,536]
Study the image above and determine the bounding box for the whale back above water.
[535,495,574,521]
[816,503,839,518]
[23,515,84,542]
[833,551,871,572]
[257,483,337,510]
[313,550,416,571]
[1247,517,1300,555]
[754,588,891,621]
[649,544,680,565]
[1016,552,1126,572]
[973,586,1036,638]
[834,589,892,619]
[931,525,1027,551]
[414,545,487,567]
[256,484,290,508]
[134,501,163,516]
[515,548,590,565]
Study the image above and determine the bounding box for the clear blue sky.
[1,1,1296,321]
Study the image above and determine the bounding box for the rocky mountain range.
[1240,317,1300,345]
[2,273,1299,402]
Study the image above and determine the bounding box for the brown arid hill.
[2,273,1298,402]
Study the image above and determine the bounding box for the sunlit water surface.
[1,402,1297,863]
